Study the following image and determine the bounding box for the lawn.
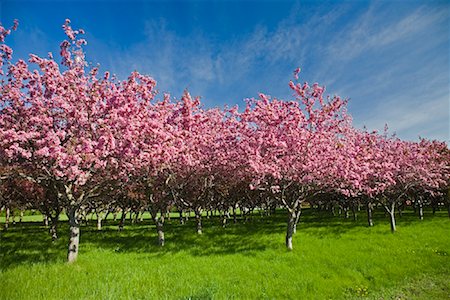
[0,208,449,299]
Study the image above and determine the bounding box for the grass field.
[0,208,449,299]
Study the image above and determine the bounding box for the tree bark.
[286,210,296,250]
[195,208,202,234]
[49,214,59,241]
[418,200,424,220]
[179,209,184,224]
[389,211,396,232]
[351,205,357,221]
[118,208,126,231]
[293,208,301,234]
[154,214,165,246]
[367,202,374,227]
[67,207,80,263]
[97,213,102,230]
[43,214,49,227]
[384,202,396,233]
[50,221,58,241]
[4,207,10,230]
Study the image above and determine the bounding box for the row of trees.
[1,20,449,262]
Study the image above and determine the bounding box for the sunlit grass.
[1,208,449,299]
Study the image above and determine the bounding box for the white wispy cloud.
[8,2,448,142]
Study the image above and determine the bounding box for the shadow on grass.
[1,208,448,270]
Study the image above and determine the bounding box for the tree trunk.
[351,205,357,221]
[43,214,49,227]
[67,208,80,263]
[389,211,396,232]
[179,209,184,225]
[286,210,296,250]
[233,207,237,223]
[50,220,58,241]
[97,213,102,230]
[155,214,165,246]
[293,208,301,234]
[4,207,10,230]
[19,210,24,224]
[195,208,202,234]
[367,202,374,227]
[118,209,126,231]
[49,214,59,241]
[11,210,16,225]
[418,200,424,220]
[384,202,396,233]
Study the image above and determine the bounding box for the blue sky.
[1,0,449,142]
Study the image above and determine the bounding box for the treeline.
[0,20,448,262]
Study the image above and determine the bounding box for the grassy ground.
[0,208,449,300]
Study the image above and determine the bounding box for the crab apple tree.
[240,70,352,250]
[0,20,158,262]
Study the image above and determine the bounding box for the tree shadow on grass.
[1,208,447,270]
[0,222,67,270]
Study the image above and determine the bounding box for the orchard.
[0,19,449,268]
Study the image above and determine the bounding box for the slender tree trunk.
[19,210,24,224]
[351,205,357,221]
[49,215,59,241]
[195,208,202,234]
[385,202,396,233]
[179,209,184,225]
[67,208,80,263]
[104,211,110,223]
[4,207,10,230]
[43,214,49,227]
[367,202,374,227]
[154,214,165,246]
[50,220,58,241]
[118,208,126,231]
[11,210,16,225]
[97,213,102,230]
[293,208,301,234]
[286,210,297,250]
[389,211,396,232]
[418,200,424,220]
[233,207,237,223]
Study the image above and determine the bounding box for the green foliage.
[0,208,449,299]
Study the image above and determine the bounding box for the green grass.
[0,208,449,299]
